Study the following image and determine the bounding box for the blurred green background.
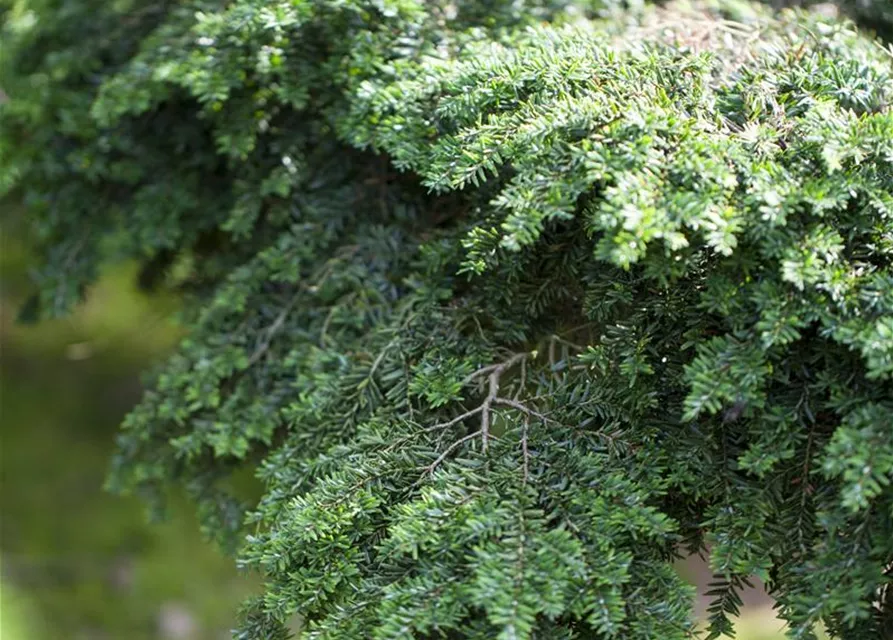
[0,213,255,639]
[0,214,807,640]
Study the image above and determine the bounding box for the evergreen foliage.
[2,0,893,637]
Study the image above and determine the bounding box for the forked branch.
[422,352,548,476]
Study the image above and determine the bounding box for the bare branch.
[460,352,529,388]
[422,429,483,476]
[493,397,550,422]
[514,357,527,401]
[480,399,491,453]
[460,363,501,387]
[422,405,484,433]
[521,415,530,484]
[418,351,543,477]
[482,352,530,449]
[246,293,301,367]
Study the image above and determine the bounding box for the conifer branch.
[422,405,486,433]
[422,429,485,476]
[492,397,549,423]
[421,352,545,469]
[11,0,893,635]
[246,293,301,367]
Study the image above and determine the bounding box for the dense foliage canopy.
[2,0,893,637]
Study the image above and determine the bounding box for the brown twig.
[460,352,528,388]
[418,351,562,478]
[422,405,485,433]
[492,397,549,422]
[480,353,530,451]
[514,357,527,401]
[521,415,530,484]
[422,429,483,476]
[420,353,533,474]
[246,293,300,367]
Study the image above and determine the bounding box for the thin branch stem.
[460,352,528,388]
[521,415,530,484]
[422,429,483,477]
[422,405,484,433]
[246,293,301,367]
[493,397,550,422]
[460,363,501,387]
[514,357,527,401]
[418,351,542,477]
[481,352,529,450]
